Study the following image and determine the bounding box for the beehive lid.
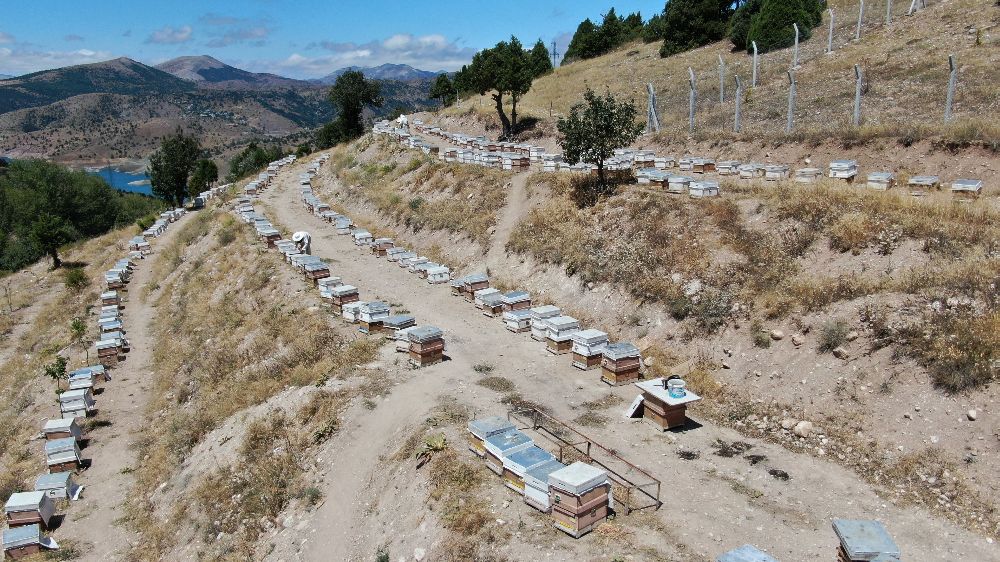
[692,181,720,189]
[503,309,533,321]
[485,429,533,454]
[635,378,702,406]
[44,437,77,454]
[5,491,45,512]
[317,277,342,288]
[474,288,500,299]
[34,472,71,490]
[908,175,939,185]
[764,164,789,172]
[373,238,394,244]
[501,291,530,304]
[523,459,566,490]
[715,544,780,562]
[951,179,982,191]
[59,389,89,400]
[2,524,41,548]
[96,339,118,349]
[603,342,640,360]
[571,329,608,345]
[668,175,694,183]
[504,445,555,473]
[830,159,858,168]
[464,273,489,285]
[384,315,416,329]
[427,266,450,275]
[330,285,358,297]
[548,316,579,329]
[548,462,607,495]
[530,305,561,319]
[361,301,389,314]
[43,418,75,433]
[481,292,504,306]
[467,416,514,440]
[868,172,894,181]
[408,326,443,343]
[832,519,900,560]
[795,167,822,175]
[100,291,117,300]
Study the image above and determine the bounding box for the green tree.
[729,0,764,52]
[659,0,734,57]
[461,37,534,139]
[327,70,384,141]
[429,74,458,107]
[557,88,643,204]
[226,142,285,182]
[43,355,68,391]
[295,143,312,158]
[564,18,600,62]
[148,128,201,205]
[747,0,824,54]
[30,213,78,268]
[189,159,218,195]
[642,13,667,43]
[528,40,553,77]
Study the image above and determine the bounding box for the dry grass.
[121,212,381,560]
[449,0,998,146]
[332,139,512,247]
[476,376,516,393]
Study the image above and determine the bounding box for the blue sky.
[0,0,662,78]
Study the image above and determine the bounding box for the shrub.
[62,267,89,290]
[659,0,734,57]
[751,320,771,348]
[818,320,851,353]
[476,376,515,393]
[900,311,998,391]
[746,0,824,54]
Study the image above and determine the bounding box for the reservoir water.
[86,167,153,195]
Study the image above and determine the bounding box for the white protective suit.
[292,231,311,255]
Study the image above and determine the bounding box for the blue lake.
[86,167,153,195]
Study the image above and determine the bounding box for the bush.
[62,267,88,290]
[659,0,734,57]
[818,320,850,353]
[900,311,998,391]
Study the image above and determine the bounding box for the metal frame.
[506,407,662,514]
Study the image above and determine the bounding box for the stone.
[791,334,805,346]
[644,356,655,368]
[722,362,731,369]
[793,420,814,438]
[845,331,859,342]
[414,548,426,561]
[781,418,798,430]
[683,279,703,297]
[967,409,978,421]
[770,329,784,341]
[832,347,850,359]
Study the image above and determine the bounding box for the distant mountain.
[155,55,305,89]
[315,63,444,85]
[0,74,12,81]
[0,57,194,114]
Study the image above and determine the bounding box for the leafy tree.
[295,143,312,158]
[226,142,285,181]
[747,0,825,54]
[314,121,345,151]
[564,18,600,61]
[528,40,553,77]
[30,213,78,268]
[429,74,458,107]
[557,88,643,205]
[659,0,734,57]
[729,0,764,52]
[189,159,218,195]
[460,37,534,139]
[327,70,384,141]
[642,13,667,43]
[148,128,201,205]
[43,355,68,391]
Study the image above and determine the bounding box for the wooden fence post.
[751,42,759,87]
[945,54,957,122]
[856,0,865,40]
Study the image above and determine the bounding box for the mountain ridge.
[155,55,308,89]
[313,63,445,84]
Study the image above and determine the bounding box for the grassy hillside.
[451,0,998,146]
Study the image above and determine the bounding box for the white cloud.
[64,34,85,42]
[145,25,193,45]
[206,26,271,48]
[0,46,114,75]
[264,33,475,78]
[0,31,15,44]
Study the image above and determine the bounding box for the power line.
[550,40,561,66]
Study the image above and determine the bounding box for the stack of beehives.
[408,326,445,367]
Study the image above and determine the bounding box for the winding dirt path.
[485,171,530,270]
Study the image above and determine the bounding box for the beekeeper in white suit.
[292,231,311,255]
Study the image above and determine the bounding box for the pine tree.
[528,40,553,77]
[659,0,734,57]
[747,0,824,54]
[564,18,599,62]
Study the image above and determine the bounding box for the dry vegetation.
[448,0,999,148]
[328,137,512,248]
[0,228,134,503]
[120,211,381,560]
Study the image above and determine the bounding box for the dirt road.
[52,213,195,561]
[258,162,998,561]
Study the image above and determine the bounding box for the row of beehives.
[2,203,193,559]
[375,120,985,198]
[242,154,297,197]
